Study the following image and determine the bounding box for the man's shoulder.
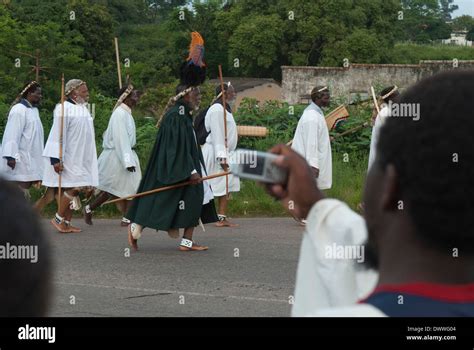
[162,106,190,126]
[10,103,27,114]
[207,103,224,114]
[299,109,324,125]
[209,103,222,110]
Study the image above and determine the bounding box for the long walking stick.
[331,122,370,140]
[370,86,380,114]
[217,65,229,199]
[114,37,122,89]
[102,171,231,206]
[58,74,65,208]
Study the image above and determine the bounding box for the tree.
[66,0,117,93]
[211,0,401,79]
[106,0,149,24]
[398,0,452,42]
[145,0,189,22]
[467,28,474,42]
[439,0,458,21]
[228,15,285,77]
[0,6,29,104]
[10,0,68,24]
[67,0,115,66]
[452,15,474,31]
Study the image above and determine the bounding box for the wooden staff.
[102,171,231,206]
[58,74,65,208]
[331,122,370,140]
[218,65,229,199]
[114,37,122,89]
[370,86,380,114]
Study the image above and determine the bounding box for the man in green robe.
[126,85,218,251]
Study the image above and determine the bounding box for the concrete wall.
[282,61,474,104]
[235,82,282,110]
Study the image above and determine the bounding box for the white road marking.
[55,281,289,304]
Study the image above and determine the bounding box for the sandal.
[215,214,239,227]
[179,238,208,251]
[121,217,131,227]
[51,217,72,234]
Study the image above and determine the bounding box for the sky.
[452,0,474,17]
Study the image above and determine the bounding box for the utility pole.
[9,48,51,82]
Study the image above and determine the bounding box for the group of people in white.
[0,79,242,234]
[2,77,412,317]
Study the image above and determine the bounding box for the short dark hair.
[310,86,329,102]
[21,82,41,99]
[0,180,51,316]
[376,70,474,254]
[380,86,399,103]
[215,83,230,97]
[117,86,129,98]
[176,84,190,95]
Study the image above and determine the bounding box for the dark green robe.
[126,101,218,230]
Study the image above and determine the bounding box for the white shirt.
[291,199,378,317]
[292,102,332,189]
[42,100,98,188]
[0,100,44,182]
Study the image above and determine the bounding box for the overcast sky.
[453,0,474,17]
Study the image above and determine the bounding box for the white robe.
[291,198,378,317]
[202,103,240,197]
[42,100,98,188]
[97,104,142,198]
[292,102,332,190]
[368,104,390,170]
[0,101,44,182]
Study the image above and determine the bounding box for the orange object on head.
[186,32,205,67]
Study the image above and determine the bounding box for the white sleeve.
[112,111,135,168]
[207,105,227,160]
[43,104,68,160]
[318,116,330,160]
[304,115,319,169]
[1,107,27,159]
[291,199,378,317]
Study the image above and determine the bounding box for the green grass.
[391,43,474,64]
[325,152,368,210]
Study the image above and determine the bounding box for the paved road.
[45,217,304,317]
